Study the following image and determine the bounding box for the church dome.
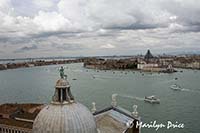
[32,67,97,133]
[33,103,97,133]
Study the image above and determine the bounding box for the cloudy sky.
[0,0,200,58]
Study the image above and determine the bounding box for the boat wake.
[92,74,120,79]
[181,88,190,92]
[171,85,200,94]
[118,94,144,101]
[71,69,83,72]
[181,88,200,94]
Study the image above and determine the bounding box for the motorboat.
[144,95,160,104]
[170,84,182,91]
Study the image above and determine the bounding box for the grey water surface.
[0,63,199,133]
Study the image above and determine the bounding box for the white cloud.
[97,29,107,35]
[33,11,71,32]
[168,23,184,32]
[0,0,11,13]
[100,43,115,49]
[0,0,200,58]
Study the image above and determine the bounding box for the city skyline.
[0,0,200,58]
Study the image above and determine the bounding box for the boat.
[144,95,160,104]
[170,84,182,91]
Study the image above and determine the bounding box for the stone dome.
[55,78,70,88]
[32,67,97,133]
[33,103,97,133]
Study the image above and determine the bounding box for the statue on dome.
[59,66,67,79]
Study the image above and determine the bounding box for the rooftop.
[0,103,44,129]
[94,106,139,133]
[0,103,140,132]
[0,103,43,115]
[0,118,33,129]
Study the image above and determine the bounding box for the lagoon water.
[0,63,200,133]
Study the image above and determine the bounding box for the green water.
[0,63,200,133]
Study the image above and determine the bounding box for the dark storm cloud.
[159,0,200,32]
[105,23,158,31]
[14,45,38,53]
[55,43,85,51]
[0,36,31,44]
[30,31,83,39]
[184,25,200,33]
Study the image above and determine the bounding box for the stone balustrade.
[0,124,32,133]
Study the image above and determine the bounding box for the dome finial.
[51,66,74,104]
[60,66,67,79]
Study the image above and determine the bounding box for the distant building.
[137,50,176,73]
[137,63,159,70]
[144,49,155,63]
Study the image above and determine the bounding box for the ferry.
[144,95,160,104]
